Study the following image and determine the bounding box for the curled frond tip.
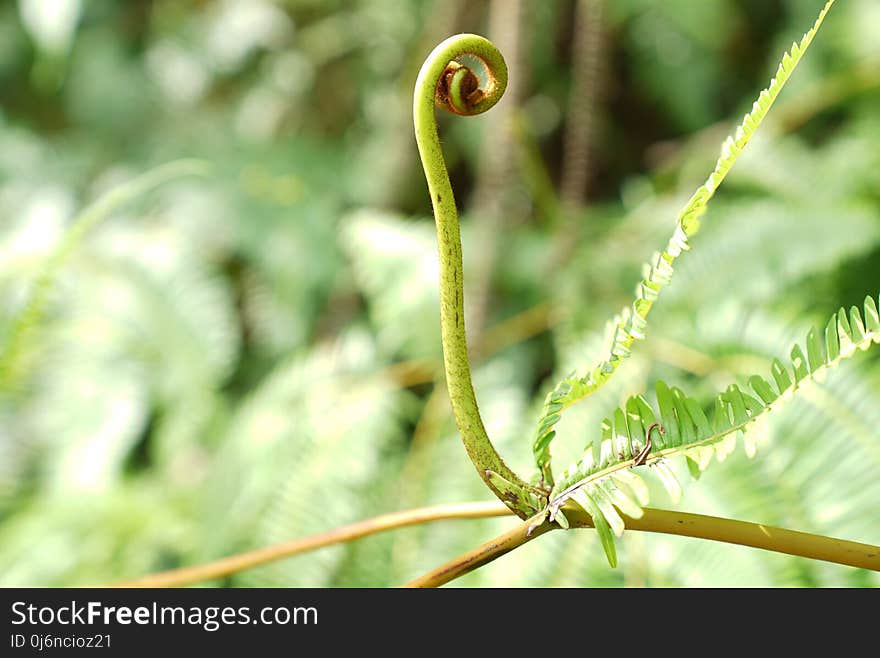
[417,33,508,118]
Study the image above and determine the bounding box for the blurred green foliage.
[0,0,878,587]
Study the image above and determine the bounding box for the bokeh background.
[1,0,878,587]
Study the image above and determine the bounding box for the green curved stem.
[414,34,542,517]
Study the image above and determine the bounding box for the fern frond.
[531,0,836,486]
[0,160,209,394]
[548,291,878,566]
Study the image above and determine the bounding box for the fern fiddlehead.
[414,34,545,518]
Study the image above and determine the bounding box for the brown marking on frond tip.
[436,65,453,98]
[457,68,480,103]
[435,65,458,112]
[435,64,481,115]
[466,87,485,106]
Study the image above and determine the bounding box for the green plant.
[389,0,879,578]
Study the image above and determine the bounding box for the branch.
[404,507,880,587]
[559,0,604,208]
[403,512,549,587]
[114,496,880,589]
[111,501,509,588]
